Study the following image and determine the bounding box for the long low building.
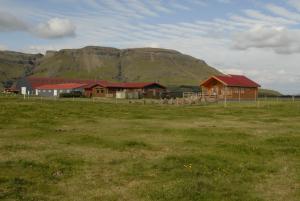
[36,83,87,96]
[84,82,166,98]
[16,77,166,98]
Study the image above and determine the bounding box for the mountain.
[0,46,221,89]
[0,51,43,89]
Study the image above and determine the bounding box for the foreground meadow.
[0,97,299,201]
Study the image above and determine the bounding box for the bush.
[59,91,84,98]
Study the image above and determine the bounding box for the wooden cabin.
[200,74,260,101]
[84,82,166,99]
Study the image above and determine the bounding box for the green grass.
[0,97,299,201]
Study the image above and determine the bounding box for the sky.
[0,0,300,94]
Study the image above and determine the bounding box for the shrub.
[59,91,84,98]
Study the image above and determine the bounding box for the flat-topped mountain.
[0,46,221,89]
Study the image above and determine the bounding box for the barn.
[36,83,87,97]
[200,74,260,101]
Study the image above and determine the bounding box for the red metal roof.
[105,82,166,89]
[36,83,87,90]
[27,77,166,90]
[84,82,166,89]
[27,77,108,89]
[202,74,260,87]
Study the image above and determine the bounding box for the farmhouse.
[36,83,87,97]
[200,74,260,101]
[84,82,166,98]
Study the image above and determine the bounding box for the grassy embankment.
[0,96,299,201]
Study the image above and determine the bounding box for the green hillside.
[0,46,221,89]
[258,88,283,97]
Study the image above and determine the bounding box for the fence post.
[224,87,227,107]
[292,96,295,102]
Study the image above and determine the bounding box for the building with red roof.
[16,76,108,95]
[16,76,166,98]
[35,83,87,96]
[84,82,166,98]
[200,74,260,101]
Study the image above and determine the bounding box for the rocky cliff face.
[0,51,43,89]
[0,46,221,89]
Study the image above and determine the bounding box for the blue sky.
[0,0,300,94]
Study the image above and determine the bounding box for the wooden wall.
[202,84,258,100]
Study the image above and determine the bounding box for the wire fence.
[1,93,300,108]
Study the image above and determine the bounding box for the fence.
[2,92,300,107]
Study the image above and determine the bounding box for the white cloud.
[232,25,300,54]
[0,10,76,39]
[34,18,76,39]
[0,10,28,31]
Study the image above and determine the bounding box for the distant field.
[0,97,299,201]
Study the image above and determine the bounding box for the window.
[241,88,245,94]
[101,89,104,93]
[43,90,46,92]
[97,89,100,93]
[60,90,63,93]
[66,90,70,93]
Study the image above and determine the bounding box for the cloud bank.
[0,10,75,39]
[0,10,28,31]
[233,26,300,54]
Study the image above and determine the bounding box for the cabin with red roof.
[84,82,166,98]
[200,75,260,101]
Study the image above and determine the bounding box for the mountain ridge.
[0,46,221,89]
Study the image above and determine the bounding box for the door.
[54,90,58,96]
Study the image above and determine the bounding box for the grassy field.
[0,97,299,201]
